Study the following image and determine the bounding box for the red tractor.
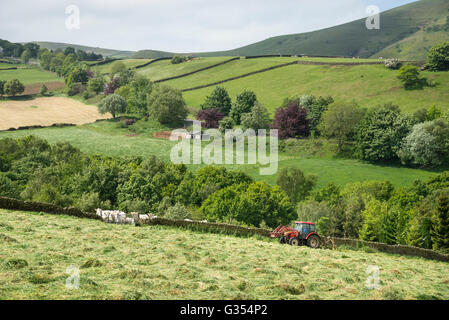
[270,221,321,248]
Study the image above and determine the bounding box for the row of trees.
[297,174,449,253]
[0,136,294,229]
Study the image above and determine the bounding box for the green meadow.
[0,120,439,189]
[1,209,448,300]
[0,67,62,85]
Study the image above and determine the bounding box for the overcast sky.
[0,0,416,52]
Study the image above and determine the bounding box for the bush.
[384,58,402,70]
[397,65,426,90]
[40,84,48,96]
[88,77,106,95]
[271,100,309,139]
[118,198,151,214]
[230,91,257,124]
[356,104,412,161]
[171,56,189,64]
[276,167,316,204]
[67,83,86,96]
[398,119,449,167]
[148,85,187,125]
[426,41,449,71]
[219,117,234,133]
[319,103,363,152]
[110,61,126,76]
[104,77,121,95]
[97,94,127,118]
[196,108,225,129]
[241,102,271,131]
[164,203,191,220]
[76,192,111,213]
[4,79,24,96]
[0,174,21,199]
[201,87,232,115]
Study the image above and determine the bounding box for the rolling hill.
[32,1,449,61]
[34,41,135,58]
[193,0,449,60]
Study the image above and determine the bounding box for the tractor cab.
[294,222,316,239]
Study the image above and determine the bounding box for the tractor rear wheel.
[307,235,321,249]
[289,237,300,246]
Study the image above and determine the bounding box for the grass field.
[163,57,299,90]
[0,67,62,85]
[179,63,449,114]
[136,56,233,81]
[1,209,448,300]
[0,120,439,189]
[0,97,111,130]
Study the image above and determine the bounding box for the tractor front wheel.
[307,235,321,249]
[289,237,300,246]
[279,236,287,244]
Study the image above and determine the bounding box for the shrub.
[201,87,232,115]
[97,94,127,118]
[241,102,271,131]
[147,85,187,125]
[76,192,111,213]
[40,84,48,96]
[276,167,316,204]
[426,41,449,71]
[431,193,449,253]
[397,65,426,90]
[271,100,309,139]
[319,103,363,152]
[219,116,234,133]
[0,174,21,199]
[118,198,151,214]
[171,55,189,64]
[88,77,106,95]
[230,91,257,124]
[4,79,24,96]
[104,77,121,95]
[398,119,449,166]
[356,104,412,161]
[196,108,225,129]
[299,95,334,134]
[164,203,191,220]
[0,80,5,95]
[67,83,86,96]
[384,58,402,70]
[110,61,126,76]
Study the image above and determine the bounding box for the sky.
[0,0,417,53]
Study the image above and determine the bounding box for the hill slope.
[197,0,449,60]
[1,209,449,300]
[34,41,135,58]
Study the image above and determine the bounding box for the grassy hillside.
[177,62,449,114]
[0,67,62,85]
[198,0,449,60]
[34,42,134,58]
[0,121,439,189]
[1,209,448,300]
[136,57,233,81]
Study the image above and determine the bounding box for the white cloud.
[0,0,416,52]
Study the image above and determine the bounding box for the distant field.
[164,57,299,89]
[1,209,448,300]
[0,120,439,189]
[0,97,111,130]
[180,63,449,114]
[0,67,62,85]
[136,57,233,81]
[90,59,152,74]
